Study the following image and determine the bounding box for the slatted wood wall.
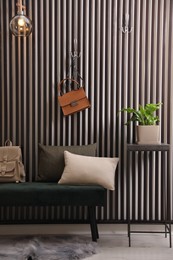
[0,0,173,223]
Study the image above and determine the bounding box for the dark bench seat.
[0,183,107,241]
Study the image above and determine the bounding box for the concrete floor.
[1,223,172,260]
[86,233,173,260]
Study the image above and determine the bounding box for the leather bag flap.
[0,146,21,162]
[58,88,86,107]
[0,162,16,177]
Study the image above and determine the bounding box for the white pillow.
[58,151,119,190]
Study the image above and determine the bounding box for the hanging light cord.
[16,0,26,14]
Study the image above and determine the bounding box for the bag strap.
[5,140,13,146]
[58,78,81,96]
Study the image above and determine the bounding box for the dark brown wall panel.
[0,0,173,222]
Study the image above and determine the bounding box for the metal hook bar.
[71,38,81,58]
[119,13,133,34]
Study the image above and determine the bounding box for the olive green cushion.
[0,183,106,206]
[37,143,97,182]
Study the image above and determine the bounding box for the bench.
[0,182,106,242]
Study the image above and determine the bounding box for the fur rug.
[0,235,97,260]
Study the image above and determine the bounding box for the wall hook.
[71,38,81,58]
[119,13,133,34]
[67,39,82,81]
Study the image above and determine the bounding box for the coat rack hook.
[71,38,81,58]
[119,13,133,34]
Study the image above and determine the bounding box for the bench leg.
[93,206,99,239]
[88,206,99,242]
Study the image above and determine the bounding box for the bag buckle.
[1,165,6,176]
[70,101,78,107]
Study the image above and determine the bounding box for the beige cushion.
[58,151,119,190]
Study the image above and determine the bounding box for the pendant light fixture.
[10,0,32,37]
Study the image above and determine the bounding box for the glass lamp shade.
[10,14,32,37]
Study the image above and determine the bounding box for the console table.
[127,143,172,247]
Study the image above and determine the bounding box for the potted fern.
[118,102,162,144]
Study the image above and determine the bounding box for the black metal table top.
[127,143,170,151]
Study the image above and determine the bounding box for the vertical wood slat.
[0,0,173,222]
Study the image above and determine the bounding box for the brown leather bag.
[58,78,91,116]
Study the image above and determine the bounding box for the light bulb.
[10,14,32,37]
[9,0,32,37]
[18,18,25,26]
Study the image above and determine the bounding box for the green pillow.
[37,143,97,182]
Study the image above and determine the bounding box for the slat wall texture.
[0,0,173,223]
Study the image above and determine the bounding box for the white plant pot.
[136,125,161,144]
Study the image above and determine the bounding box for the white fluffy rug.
[0,235,97,260]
